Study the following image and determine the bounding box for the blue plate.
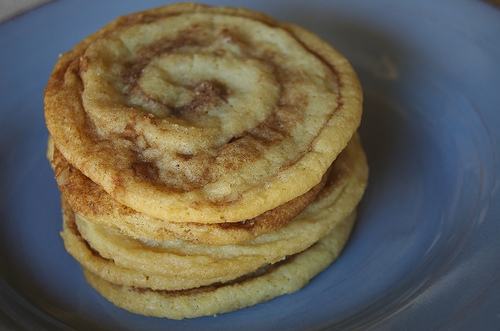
[1,0,499,330]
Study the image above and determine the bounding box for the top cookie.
[44,3,362,223]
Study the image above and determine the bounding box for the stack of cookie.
[44,3,368,320]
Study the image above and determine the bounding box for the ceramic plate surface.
[1,0,499,330]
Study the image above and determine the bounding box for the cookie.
[82,213,356,320]
[44,3,363,224]
[48,135,330,245]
